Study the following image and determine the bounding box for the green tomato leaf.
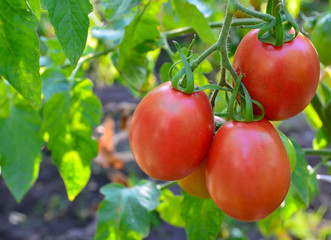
[156,189,185,228]
[0,100,43,202]
[42,79,102,200]
[258,208,282,237]
[181,192,224,240]
[278,131,296,172]
[313,127,330,150]
[101,0,142,23]
[44,38,68,67]
[0,81,10,118]
[0,0,41,107]
[41,0,93,66]
[285,0,300,20]
[291,142,310,206]
[173,0,216,44]
[160,63,172,83]
[95,181,161,240]
[117,10,160,90]
[304,104,323,130]
[41,68,70,102]
[27,0,41,19]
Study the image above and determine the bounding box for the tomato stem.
[157,181,177,190]
[234,1,274,21]
[210,68,227,110]
[163,18,265,39]
[303,148,331,156]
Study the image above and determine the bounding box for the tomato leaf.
[304,104,323,130]
[41,68,70,102]
[181,192,224,240]
[285,0,300,19]
[160,63,173,83]
[0,0,41,108]
[42,79,102,200]
[313,127,331,150]
[173,0,216,44]
[95,181,161,240]
[117,10,160,90]
[41,0,93,66]
[0,81,10,118]
[0,98,43,202]
[291,142,310,206]
[156,189,185,228]
[27,0,41,19]
[101,0,142,24]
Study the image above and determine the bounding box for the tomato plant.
[206,119,291,222]
[129,81,214,181]
[233,29,320,121]
[177,160,210,199]
[2,0,331,239]
[311,13,331,66]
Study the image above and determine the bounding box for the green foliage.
[0,93,43,202]
[117,5,161,90]
[41,0,93,65]
[291,142,313,206]
[0,0,41,107]
[95,181,161,240]
[173,0,216,43]
[0,0,331,239]
[181,192,224,240]
[42,79,102,200]
[156,189,185,227]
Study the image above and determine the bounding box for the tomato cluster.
[129,29,320,222]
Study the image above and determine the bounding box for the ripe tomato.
[311,13,331,66]
[206,119,291,222]
[129,81,214,181]
[233,29,320,120]
[177,160,210,199]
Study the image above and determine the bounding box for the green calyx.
[170,40,195,94]
[258,0,299,46]
[227,74,264,122]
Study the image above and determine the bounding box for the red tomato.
[206,119,291,222]
[129,81,214,181]
[233,29,320,120]
[177,160,210,199]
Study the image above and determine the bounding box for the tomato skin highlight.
[177,160,210,199]
[233,29,320,121]
[206,119,291,222]
[129,81,214,181]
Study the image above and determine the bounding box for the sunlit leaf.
[42,79,102,200]
[0,0,41,107]
[27,0,41,19]
[157,189,185,228]
[285,0,300,19]
[304,104,322,130]
[0,81,10,118]
[95,181,160,240]
[313,127,330,150]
